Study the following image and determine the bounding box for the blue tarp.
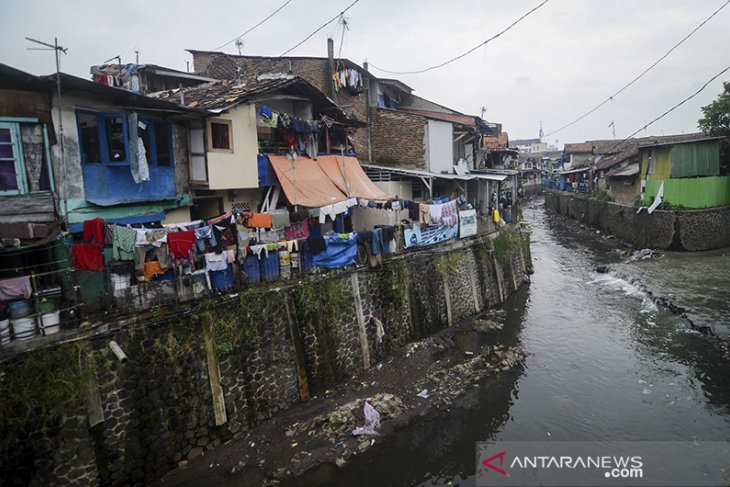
[312,233,358,269]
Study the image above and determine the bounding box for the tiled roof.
[564,142,593,153]
[398,108,477,128]
[150,77,301,110]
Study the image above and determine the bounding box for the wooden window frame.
[207,118,234,153]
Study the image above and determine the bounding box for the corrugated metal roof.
[606,163,639,177]
[361,164,508,182]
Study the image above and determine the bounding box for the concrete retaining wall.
[545,191,730,251]
[0,228,532,486]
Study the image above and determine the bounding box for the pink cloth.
[0,276,32,301]
[284,220,310,240]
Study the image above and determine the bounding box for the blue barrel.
[300,247,313,273]
[503,208,512,223]
[242,255,261,283]
[261,252,280,282]
[209,263,234,291]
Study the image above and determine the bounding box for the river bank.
[160,309,526,486]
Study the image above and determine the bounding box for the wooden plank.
[203,319,227,426]
[350,273,371,369]
[0,194,54,216]
[283,296,311,401]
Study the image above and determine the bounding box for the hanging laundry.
[205,252,228,272]
[269,211,291,229]
[429,203,443,226]
[247,213,273,229]
[83,218,105,244]
[318,204,336,224]
[284,219,310,240]
[313,233,358,268]
[73,243,103,271]
[308,235,327,254]
[112,226,137,261]
[167,230,196,259]
[419,204,430,225]
[194,225,217,251]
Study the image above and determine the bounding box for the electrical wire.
[546,0,730,137]
[602,63,730,156]
[278,0,361,57]
[368,0,550,75]
[211,0,295,52]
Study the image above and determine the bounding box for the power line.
[211,0,295,52]
[546,0,730,137]
[603,63,730,156]
[279,0,360,57]
[368,0,550,75]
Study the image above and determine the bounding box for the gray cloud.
[2,0,727,146]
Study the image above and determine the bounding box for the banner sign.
[404,224,458,248]
[459,209,477,238]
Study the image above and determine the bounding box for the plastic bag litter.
[352,399,381,436]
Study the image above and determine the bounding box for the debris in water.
[416,389,430,399]
[642,388,651,395]
[352,399,381,436]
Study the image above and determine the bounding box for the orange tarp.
[316,155,388,200]
[268,155,347,207]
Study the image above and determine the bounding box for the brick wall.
[370,108,427,169]
[191,52,371,157]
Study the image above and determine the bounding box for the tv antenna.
[235,38,244,55]
[25,36,69,226]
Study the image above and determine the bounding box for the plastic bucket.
[0,319,10,345]
[38,299,56,314]
[12,316,36,341]
[9,300,31,319]
[40,311,61,336]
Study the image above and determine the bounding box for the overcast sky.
[3,0,728,147]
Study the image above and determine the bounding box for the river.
[288,199,730,486]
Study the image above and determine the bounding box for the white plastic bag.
[352,399,381,436]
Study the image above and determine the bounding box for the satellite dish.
[235,38,244,55]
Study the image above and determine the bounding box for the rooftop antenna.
[135,49,140,65]
[608,120,616,139]
[235,38,244,56]
[25,36,69,227]
[480,106,487,118]
[539,121,544,142]
[103,54,122,65]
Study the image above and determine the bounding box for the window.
[0,121,52,195]
[76,110,129,164]
[139,119,174,166]
[208,119,232,151]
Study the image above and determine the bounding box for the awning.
[606,163,640,177]
[316,155,388,200]
[362,163,509,182]
[268,155,347,207]
[560,166,591,175]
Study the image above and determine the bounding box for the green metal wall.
[670,140,720,178]
[643,176,730,208]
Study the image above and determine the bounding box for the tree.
[698,81,730,172]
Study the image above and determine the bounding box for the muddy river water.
[288,200,730,486]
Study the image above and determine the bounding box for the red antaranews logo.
[482,450,509,477]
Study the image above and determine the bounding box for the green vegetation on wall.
[493,229,521,264]
[0,343,93,444]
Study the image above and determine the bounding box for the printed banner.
[404,224,458,248]
[458,209,477,238]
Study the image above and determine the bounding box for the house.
[89,63,216,95]
[562,142,593,170]
[0,64,57,239]
[510,138,541,154]
[151,75,365,222]
[48,72,203,228]
[639,136,729,208]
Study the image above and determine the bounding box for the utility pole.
[26,36,68,228]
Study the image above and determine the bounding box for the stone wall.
[0,228,531,486]
[545,191,730,251]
